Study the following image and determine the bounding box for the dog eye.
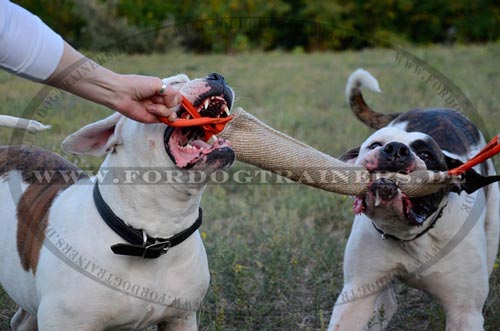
[368,142,382,150]
[418,151,433,161]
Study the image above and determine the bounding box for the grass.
[1,43,500,330]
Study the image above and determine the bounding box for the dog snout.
[207,72,225,82]
[375,141,415,172]
[206,73,227,90]
[205,72,233,106]
[381,142,410,160]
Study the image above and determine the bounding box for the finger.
[159,86,182,108]
[119,107,160,123]
[168,112,177,122]
[150,95,164,104]
[146,104,178,121]
[129,104,161,123]
[167,93,182,108]
[133,76,164,100]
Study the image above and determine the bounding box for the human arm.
[0,0,178,123]
[46,42,180,123]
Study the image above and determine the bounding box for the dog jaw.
[354,179,425,226]
[163,74,235,170]
[164,127,234,170]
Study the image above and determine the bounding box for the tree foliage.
[16,0,500,53]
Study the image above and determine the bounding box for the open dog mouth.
[353,178,428,226]
[164,95,233,168]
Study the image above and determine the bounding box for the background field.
[1,44,500,330]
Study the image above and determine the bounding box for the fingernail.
[146,105,156,112]
[168,113,177,121]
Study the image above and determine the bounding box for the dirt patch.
[0,287,17,330]
[386,283,445,330]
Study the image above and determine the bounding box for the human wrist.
[46,42,121,109]
[83,67,123,110]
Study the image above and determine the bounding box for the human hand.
[111,74,181,123]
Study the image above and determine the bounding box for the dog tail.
[346,69,399,129]
[0,115,50,132]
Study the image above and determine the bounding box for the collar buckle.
[142,240,172,258]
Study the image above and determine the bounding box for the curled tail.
[346,69,399,129]
[0,115,50,132]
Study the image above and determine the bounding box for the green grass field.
[1,44,500,330]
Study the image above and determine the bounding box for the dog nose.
[382,142,410,159]
[207,72,225,82]
[205,72,232,107]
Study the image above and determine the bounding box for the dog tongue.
[169,137,232,168]
[170,142,205,168]
[192,140,211,150]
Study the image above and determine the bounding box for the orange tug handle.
[448,134,500,176]
[157,96,233,141]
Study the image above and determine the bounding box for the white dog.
[0,73,235,331]
[328,69,500,331]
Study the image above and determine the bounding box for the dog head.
[62,73,235,176]
[161,73,235,170]
[341,126,451,230]
[341,68,500,238]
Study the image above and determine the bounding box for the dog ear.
[339,146,360,164]
[61,113,123,157]
[161,74,190,86]
[445,155,500,194]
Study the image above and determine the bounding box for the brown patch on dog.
[0,145,87,274]
[349,92,399,129]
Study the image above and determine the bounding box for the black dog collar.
[93,183,202,259]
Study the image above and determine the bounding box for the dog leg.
[328,284,381,331]
[157,313,197,331]
[484,177,500,275]
[11,308,38,331]
[419,248,488,330]
[329,217,401,331]
[36,301,102,331]
[442,305,484,331]
[423,269,487,330]
[328,284,397,331]
[371,285,397,330]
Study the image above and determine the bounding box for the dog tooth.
[203,99,210,109]
[374,190,381,207]
[208,135,217,144]
[222,104,230,116]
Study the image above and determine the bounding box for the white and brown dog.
[0,73,234,330]
[328,69,500,331]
